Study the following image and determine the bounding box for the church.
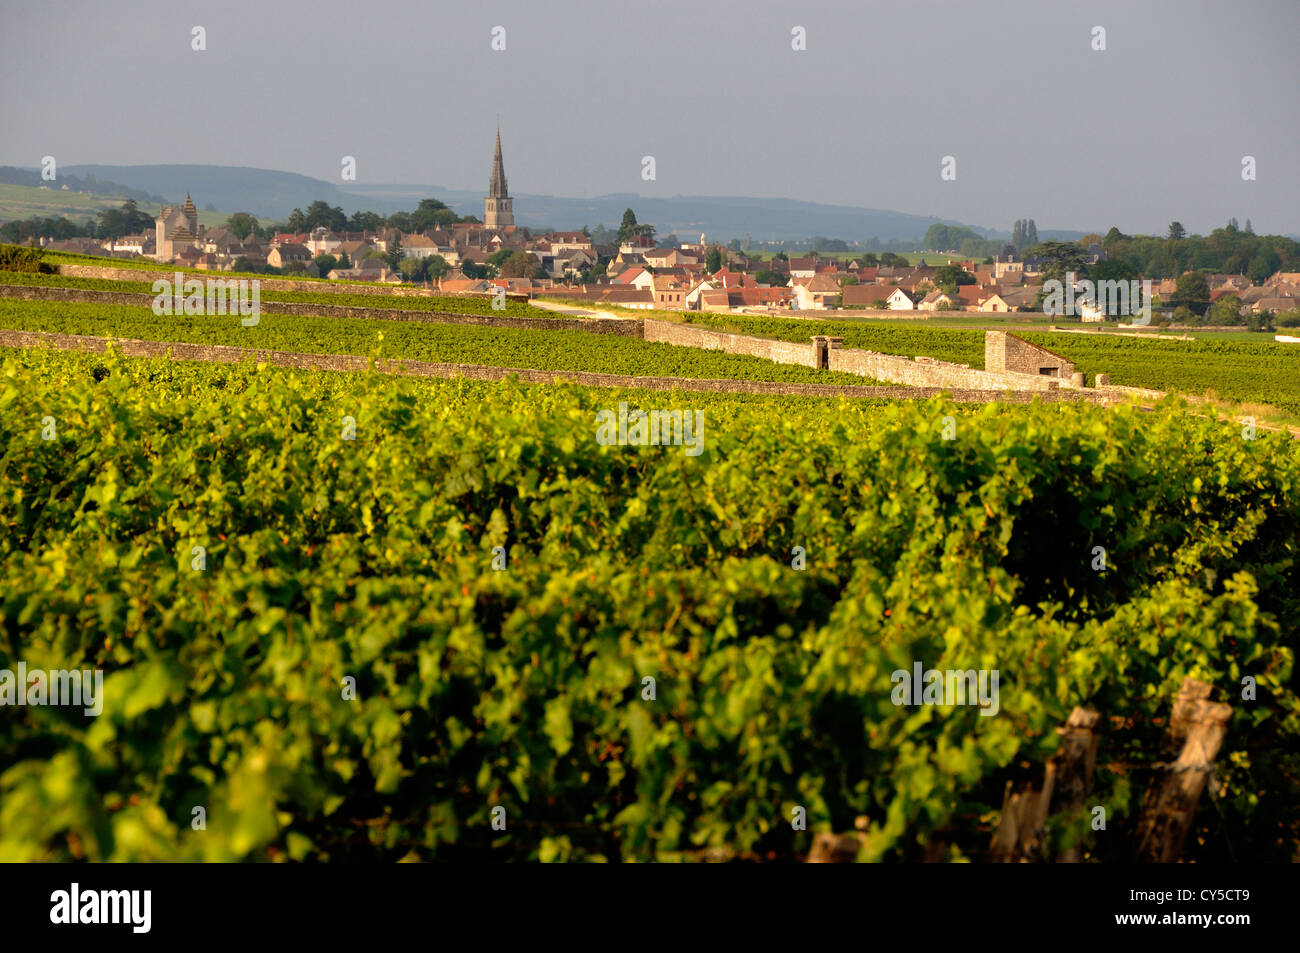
[154,193,204,260]
[484,127,514,229]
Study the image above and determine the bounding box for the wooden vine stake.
[1132,677,1231,863]
[806,817,869,863]
[990,706,1100,862]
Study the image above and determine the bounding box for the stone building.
[154,193,203,261]
[984,331,1075,378]
[484,127,515,229]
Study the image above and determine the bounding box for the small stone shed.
[984,331,1076,379]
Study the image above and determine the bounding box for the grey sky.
[2,0,1296,235]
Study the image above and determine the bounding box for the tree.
[1244,308,1273,332]
[706,247,723,272]
[1102,226,1126,245]
[1167,221,1186,241]
[231,256,255,274]
[119,199,153,234]
[286,209,306,232]
[399,256,426,282]
[617,208,640,245]
[425,255,450,281]
[347,210,385,233]
[226,212,260,240]
[1248,253,1277,284]
[499,251,541,279]
[1090,259,1139,285]
[1034,241,1092,284]
[1026,219,1038,246]
[410,198,461,233]
[385,235,402,270]
[880,252,909,268]
[304,201,347,231]
[934,265,975,295]
[313,253,338,277]
[1171,270,1210,315]
[336,251,351,269]
[96,206,126,238]
[1207,294,1242,327]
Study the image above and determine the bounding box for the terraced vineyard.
[3,347,1297,862]
[0,299,873,385]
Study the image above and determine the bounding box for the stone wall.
[829,344,1061,391]
[643,318,817,367]
[0,329,1112,403]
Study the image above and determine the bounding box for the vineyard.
[0,268,543,318]
[0,299,872,385]
[1019,332,1300,415]
[2,347,1297,862]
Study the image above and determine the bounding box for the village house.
[267,242,313,270]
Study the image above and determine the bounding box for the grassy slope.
[0,183,226,226]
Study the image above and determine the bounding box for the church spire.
[489,126,508,199]
[484,125,515,228]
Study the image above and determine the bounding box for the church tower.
[484,127,514,229]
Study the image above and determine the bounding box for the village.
[25,130,1300,323]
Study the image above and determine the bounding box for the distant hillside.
[43,164,1089,243]
[0,166,166,208]
[61,165,362,220]
[342,184,995,243]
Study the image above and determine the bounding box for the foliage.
[0,245,50,273]
[1,349,1297,861]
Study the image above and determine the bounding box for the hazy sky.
[2,0,1296,235]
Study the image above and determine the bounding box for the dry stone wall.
[643,319,818,367]
[829,345,1060,391]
